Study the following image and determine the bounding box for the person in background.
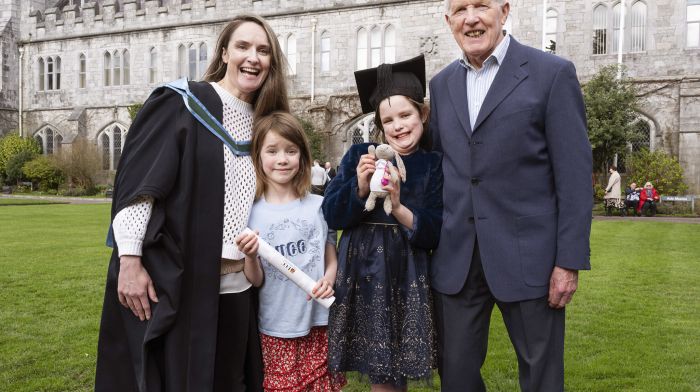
[95,14,289,392]
[325,161,336,181]
[311,159,327,195]
[604,165,623,216]
[638,181,660,217]
[624,182,641,216]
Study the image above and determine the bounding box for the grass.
[0,198,68,206]
[0,204,699,391]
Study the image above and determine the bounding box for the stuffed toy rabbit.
[365,144,406,215]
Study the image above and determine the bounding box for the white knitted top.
[112,82,257,294]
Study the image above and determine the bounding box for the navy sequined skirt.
[328,222,435,385]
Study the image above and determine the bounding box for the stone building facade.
[0,0,698,192]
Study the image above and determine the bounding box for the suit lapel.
[447,64,472,136]
[472,39,529,133]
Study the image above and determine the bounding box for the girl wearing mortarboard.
[322,55,443,391]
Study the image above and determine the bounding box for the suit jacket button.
[468,217,475,223]
[471,178,480,185]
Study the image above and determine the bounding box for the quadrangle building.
[0,0,698,193]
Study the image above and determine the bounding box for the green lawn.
[1,204,698,391]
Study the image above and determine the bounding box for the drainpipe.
[541,0,547,51]
[310,18,317,102]
[617,0,626,79]
[18,45,24,138]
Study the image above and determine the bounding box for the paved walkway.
[0,194,111,204]
[593,215,700,224]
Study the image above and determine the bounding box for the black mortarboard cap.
[354,54,426,114]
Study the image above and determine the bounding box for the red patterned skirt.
[260,326,346,392]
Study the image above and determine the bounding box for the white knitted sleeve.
[112,195,154,257]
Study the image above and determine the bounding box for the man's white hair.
[444,0,506,12]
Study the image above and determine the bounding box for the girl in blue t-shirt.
[235,111,345,392]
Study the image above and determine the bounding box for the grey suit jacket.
[429,38,592,302]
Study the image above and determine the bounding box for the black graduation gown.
[95,82,227,392]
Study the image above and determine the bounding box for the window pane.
[356,28,367,70]
[320,35,330,72]
[46,129,54,155]
[689,5,700,22]
[188,45,196,80]
[688,22,700,47]
[113,52,121,86]
[114,127,122,169]
[384,26,395,63]
[47,58,54,90]
[199,43,207,79]
[79,54,86,88]
[123,50,130,84]
[104,53,111,86]
[56,135,63,153]
[287,36,296,75]
[56,57,61,89]
[149,48,157,83]
[38,58,45,90]
[629,1,646,52]
[101,133,110,170]
[178,44,186,78]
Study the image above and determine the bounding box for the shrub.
[298,117,324,162]
[54,138,102,191]
[593,183,606,202]
[0,133,41,179]
[626,149,688,196]
[22,156,64,191]
[5,150,36,184]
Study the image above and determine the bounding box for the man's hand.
[548,266,578,309]
[118,255,158,321]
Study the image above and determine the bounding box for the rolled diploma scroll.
[241,228,335,309]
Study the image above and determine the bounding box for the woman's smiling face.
[221,21,271,102]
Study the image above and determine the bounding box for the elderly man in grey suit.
[429,0,592,391]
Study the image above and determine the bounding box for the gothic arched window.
[98,124,127,170]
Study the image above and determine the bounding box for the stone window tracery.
[104,49,130,86]
[98,124,128,170]
[177,42,208,80]
[34,127,63,155]
[79,53,86,88]
[356,24,397,70]
[36,55,61,91]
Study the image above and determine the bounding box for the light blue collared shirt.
[459,34,511,130]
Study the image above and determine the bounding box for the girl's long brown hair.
[251,111,312,199]
[203,14,289,119]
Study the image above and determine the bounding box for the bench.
[660,195,696,214]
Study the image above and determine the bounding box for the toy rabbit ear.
[394,153,407,182]
[368,145,376,157]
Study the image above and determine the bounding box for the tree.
[626,149,688,196]
[583,65,640,174]
[23,156,64,191]
[54,138,102,192]
[128,103,144,121]
[0,133,41,180]
[297,116,324,162]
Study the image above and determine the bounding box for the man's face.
[630,183,636,189]
[445,0,509,69]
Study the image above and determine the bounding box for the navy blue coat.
[429,38,592,302]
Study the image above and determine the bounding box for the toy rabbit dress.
[322,142,442,385]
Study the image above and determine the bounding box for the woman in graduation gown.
[95,14,289,392]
